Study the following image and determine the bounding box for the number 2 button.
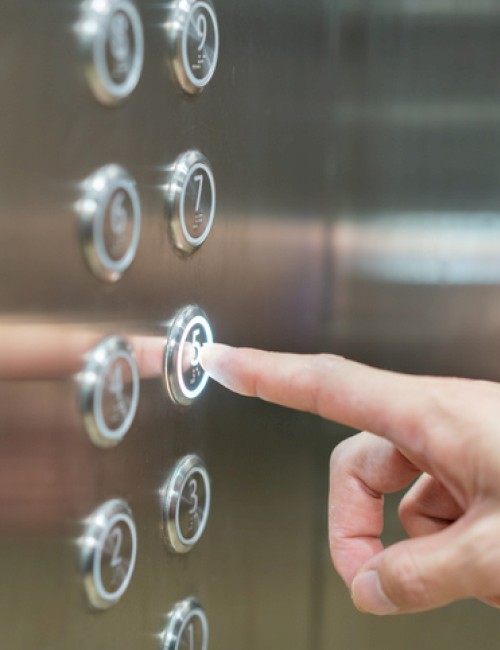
[80,499,138,610]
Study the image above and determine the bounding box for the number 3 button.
[162,455,211,553]
[163,305,213,406]
[80,499,137,610]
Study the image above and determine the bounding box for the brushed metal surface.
[2,0,500,649]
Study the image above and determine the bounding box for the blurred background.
[2,0,500,647]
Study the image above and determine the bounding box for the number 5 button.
[161,455,211,553]
[163,305,213,406]
[165,151,216,255]
[80,499,137,610]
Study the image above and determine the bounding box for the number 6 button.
[162,455,211,553]
[80,499,137,610]
[165,151,216,255]
[163,305,213,406]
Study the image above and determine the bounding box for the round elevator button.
[165,151,216,255]
[162,455,211,554]
[80,336,139,448]
[78,164,141,282]
[80,499,137,610]
[161,597,208,650]
[166,0,219,95]
[163,305,213,405]
[80,0,144,105]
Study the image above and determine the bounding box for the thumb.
[351,528,473,615]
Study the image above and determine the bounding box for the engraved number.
[196,13,207,52]
[107,362,128,421]
[109,526,123,569]
[194,174,204,213]
[190,328,201,366]
[188,478,199,515]
[110,191,128,236]
[188,622,195,650]
[110,13,130,63]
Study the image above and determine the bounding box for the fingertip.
[351,570,399,615]
[200,342,245,393]
[199,342,233,372]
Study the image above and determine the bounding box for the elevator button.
[165,151,216,255]
[162,455,211,553]
[166,0,219,95]
[163,305,213,405]
[78,165,141,282]
[161,597,209,650]
[80,0,144,105]
[80,499,137,610]
[80,336,139,448]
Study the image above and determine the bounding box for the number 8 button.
[162,455,211,553]
[80,499,138,610]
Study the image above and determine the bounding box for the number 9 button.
[162,455,211,553]
[80,499,138,610]
[163,305,213,406]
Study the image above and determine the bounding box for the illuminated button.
[80,499,137,610]
[80,0,144,105]
[80,336,139,448]
[162,455,211,554]
[163,305,213,406]
[166,0,219,95]
[78,164,141,282]
[161,598,208,650]
[165,151,216,255]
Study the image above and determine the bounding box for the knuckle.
[329,432,372,473]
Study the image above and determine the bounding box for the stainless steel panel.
[2,0,500,649]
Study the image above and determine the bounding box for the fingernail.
[199,343,237,389]
[351,571,398,615]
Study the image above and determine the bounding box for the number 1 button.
[80,499,137,610]
[161,598,208,650]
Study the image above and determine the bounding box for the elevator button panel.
[80,499,138,610]
[162,597,209,650]
[78,164,141,282]
[162,455,211,553]
[80,336,139,448]
[80,0,144,105]
[165,150,216,255]
[164,305,213,405]
[166,0,219,95]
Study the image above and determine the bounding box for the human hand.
[200,343,500,615]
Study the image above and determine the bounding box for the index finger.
[200,343,467,469]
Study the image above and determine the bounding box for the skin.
[200,343,500,615]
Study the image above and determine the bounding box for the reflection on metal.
[336,0,499,17]
[333,213,500,284]
[335,103,500,129]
